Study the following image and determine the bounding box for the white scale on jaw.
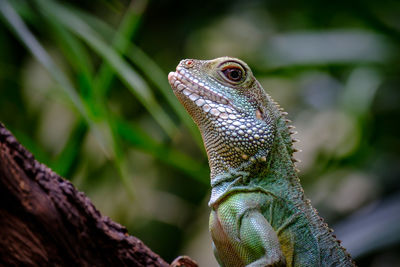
[169,69,237,120]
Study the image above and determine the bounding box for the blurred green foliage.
[0,0,399,266]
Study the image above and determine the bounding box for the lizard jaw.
[168,67,230,106]
[168,71,238,120]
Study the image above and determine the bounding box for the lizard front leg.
[240,209,286,267]
[210,194,286,267]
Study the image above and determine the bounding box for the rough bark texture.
[0,122,182,266]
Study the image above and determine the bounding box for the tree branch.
[0,122,190,266]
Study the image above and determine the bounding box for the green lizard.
[168,57,355,267]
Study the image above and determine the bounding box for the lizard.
[168,57,355,267]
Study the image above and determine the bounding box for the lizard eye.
[222,68,242,82]
[219,61,246,84]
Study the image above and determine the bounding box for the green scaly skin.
[168,57,355,267]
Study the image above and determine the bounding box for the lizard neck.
[258,116,304,202]
[208,114,303,206]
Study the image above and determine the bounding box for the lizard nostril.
[183,59,194,68]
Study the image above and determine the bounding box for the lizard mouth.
[168,70,231,108]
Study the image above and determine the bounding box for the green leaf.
[0,0,87,121]
[126,46,204,148]
[66,3,204,149]
[41,14,136,197]
[115,118,209,184]
[0,0,135,197]
[94,0,146,96]
[0,0,109,156]
[52,121,87,177]
[36,0,177,138]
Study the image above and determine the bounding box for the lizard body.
[168,57,355,267]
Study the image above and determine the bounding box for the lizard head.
[168,57,279,178]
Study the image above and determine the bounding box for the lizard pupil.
[223,68,242,82]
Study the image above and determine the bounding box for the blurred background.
[1,0,399,266]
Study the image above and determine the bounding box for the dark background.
[1,0,399,265]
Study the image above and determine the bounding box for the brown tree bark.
[0,123,197,266]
